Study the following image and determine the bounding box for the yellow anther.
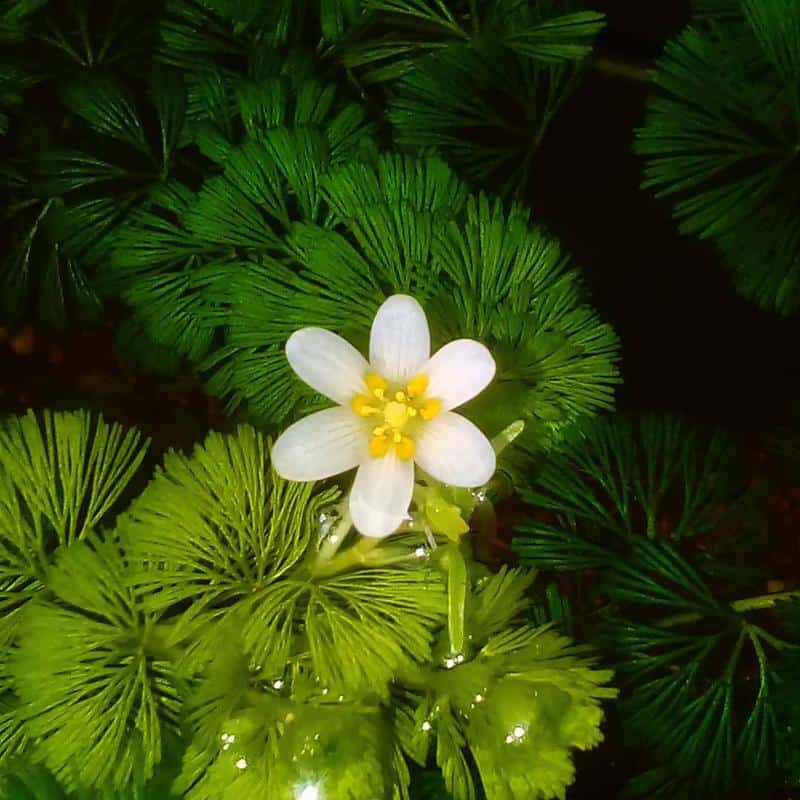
[352,395,378,416]
[392,430,402,444]
[407,407,417,417]
[407,374,429,398]
[369,435,390,458]
[420,398,442,421]
[372,426,387,437]
[396,436,415,460]
[365,372,387,396]
[395,391,407,402]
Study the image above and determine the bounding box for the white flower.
[272,295,496,538]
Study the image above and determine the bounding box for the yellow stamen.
[407,374,429,397]
[369,435,390,457]
[396,436,415,460]
[395,391,406,402]
[407,407,417,417]
[420,398,442,421]
[352,395,378,416]
[392,430,402,444]
[365,372,387,399]
[372,426,387,437]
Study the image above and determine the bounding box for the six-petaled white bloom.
[272,295,497,538]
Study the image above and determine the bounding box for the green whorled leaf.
[117,68,375,368]
[637,10,800,313]
[201,153,465,423]
[581,534,796,798]
[120,426,446,692]
[4,68,189,326]
[0,198,103,326]
[10,0,162,69]
[400,625,615,800]
[60,71,150,152]
[516,415,749,543]
[0,410,148,647]
[486,0,605,63]
[388,45,580,198]
[10,536,182,793]
[176,652,406,800]
[431,194,619,452]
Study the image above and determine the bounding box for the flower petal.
[369,295,430,384]
[272,408,367,481]
[350,451,414,538]
[415,412,496,488]
[286,328,369,405]
[423,339,496,410]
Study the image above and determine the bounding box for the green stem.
[311,536,381,579]
[730,590,800,612]
[444,544,468,656]
[655,589,800,628]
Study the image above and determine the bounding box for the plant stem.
[730,589,800,612]
[311,536,381,578]
[654,589,800,628]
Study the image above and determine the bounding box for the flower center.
[351,372,441,460]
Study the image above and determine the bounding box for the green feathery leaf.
[637,4,800,313]
[120,425,446,693]
[10,536,182,793]
[0,410,148,646]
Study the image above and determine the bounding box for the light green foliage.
[120,425,447,692]
[176,653,406,800]
[0,410,617,799]
[397,569,615,800]
[515,413,798,798]
[0,409,148,648]
[11,536,182,792]
[637,0,800,313]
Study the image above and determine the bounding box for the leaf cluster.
[637,0,800,314]
[513,413,799,798]
[395,567,616,800]
[0,410,616,799]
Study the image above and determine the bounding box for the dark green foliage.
[111,63,376,366]
[351,0,604,198]
[519,414,748,542]
[637,0,800,314]
[187,152,618,461]
[514,414,798,798]
[1,68,191,325]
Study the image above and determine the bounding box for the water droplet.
[421,721,432,732]
[318,506,341,543]
[235,757,248,769]
[297,785,320,800]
